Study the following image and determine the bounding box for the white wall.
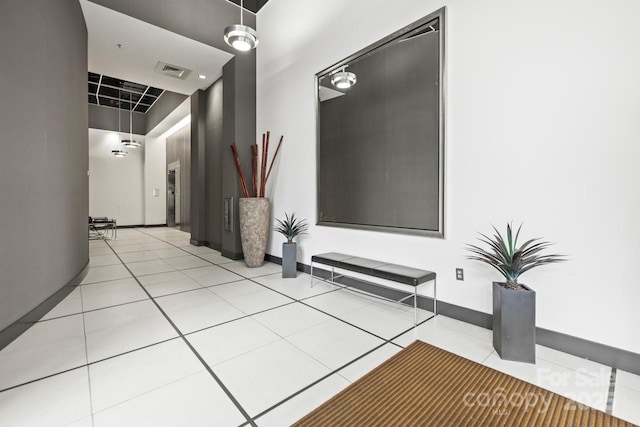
[89,128,145,226]
[257,0,640,353]
[144,136,167,225]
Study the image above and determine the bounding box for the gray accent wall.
[222,54,257,259]
[205,79,224,249]
[0,0,89,332]
[145,91,189,134]
[189,80,225,249]
[89,104,147,135]
[190,91,207,244]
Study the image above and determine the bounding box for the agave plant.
[274,212,308,243]
[466,223,566,290]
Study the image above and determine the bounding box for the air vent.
[154,61,191,80]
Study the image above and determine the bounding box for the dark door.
[167,170,176,227]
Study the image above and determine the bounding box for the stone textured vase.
[239,197,270,267]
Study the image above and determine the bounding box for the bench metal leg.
[414,286,418,326]
[310,260,314,287]
[434,279,437,315]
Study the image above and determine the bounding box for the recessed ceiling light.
[198,74,207,80]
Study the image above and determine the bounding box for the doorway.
[167,164,181,228]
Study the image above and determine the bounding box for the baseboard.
[222,249,243,260]
[0,261,89,352]
[536,328,640,376]
[190,239,206,246]
[206,241,222,252]
[284,256,640,376]
[143,224,167,228]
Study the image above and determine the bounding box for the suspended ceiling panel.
[88,72,164,113]
[81,0,233,95]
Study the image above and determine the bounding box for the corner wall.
[0,0,88,332]
[257,0,640,353]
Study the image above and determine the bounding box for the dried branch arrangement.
[230,131,283,198]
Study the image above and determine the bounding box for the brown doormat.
[293,340,634,426]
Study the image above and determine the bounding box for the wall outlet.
[456,268,464,281]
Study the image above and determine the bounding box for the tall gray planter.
[239,197,270,268]
[282,242,297,278]
[493,282,536,364]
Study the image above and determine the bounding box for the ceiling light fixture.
[121,98,140,148]
[224,0,258,52]
[112,90,128,157]
[198,74,207,80]
[331,67,357,89]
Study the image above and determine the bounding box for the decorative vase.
[282,242,297,278]
[239,197,270,267]
[493,282,536,363]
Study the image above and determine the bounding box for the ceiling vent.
[154,61,191,79]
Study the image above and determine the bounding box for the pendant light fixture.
[224,0,258,52]
[331,66,357,89]
[121,97,140,148]
[111,90,128,157]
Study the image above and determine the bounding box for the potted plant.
[274,212,308,278]
[230,132,283,267]
[466,223,566,363]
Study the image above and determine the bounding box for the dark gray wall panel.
[166,125,191,232]
[0,0,88,332]
[190,91,207,243]
[221,53,257,259]
[89,103,146,135]
[205,79,224,248]
[145,91,188,134]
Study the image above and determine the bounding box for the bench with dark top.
[310,252,437,324]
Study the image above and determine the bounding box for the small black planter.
[492,282,536,363]
[282,242,297,278]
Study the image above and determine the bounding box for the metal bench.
[310,252,437,325]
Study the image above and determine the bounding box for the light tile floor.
[1,227,638,426]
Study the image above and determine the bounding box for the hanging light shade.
[112,90,128,157]
[224,0,258,51]
[121,99,140,148]
[331,69,357,89]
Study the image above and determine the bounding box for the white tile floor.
[0,227,638,426]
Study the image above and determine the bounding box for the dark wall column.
[205,79,224,249]
[221,53,257,259]
[190,91,207,245]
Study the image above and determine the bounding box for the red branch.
[251,144,258,197]
[230,143,249,198]
[265,135,284,184]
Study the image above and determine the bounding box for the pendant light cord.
[240,0,243,26]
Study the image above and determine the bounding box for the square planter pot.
[282,242,297,278]
[493,281,536,363]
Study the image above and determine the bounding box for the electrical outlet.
[456,268,464,281]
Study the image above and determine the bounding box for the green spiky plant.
[274,212,308,243]
[466,223,566,290]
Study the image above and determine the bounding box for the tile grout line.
[104,238,258,427]
[606,367,616,414]
[79,283,97,427]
